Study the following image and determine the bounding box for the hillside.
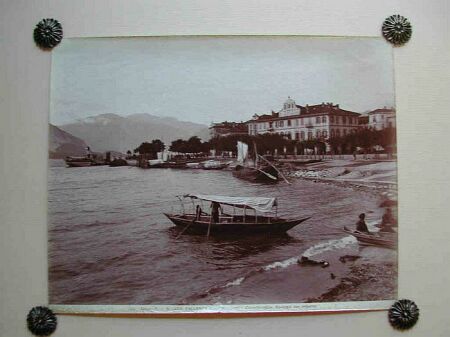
[49,124,88,159]
[57,113,210,153]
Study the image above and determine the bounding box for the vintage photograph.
[48,36,397,310]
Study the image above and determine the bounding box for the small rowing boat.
[164,194,310,236]
[343,226,397,249]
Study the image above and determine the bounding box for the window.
[300,131,305,140]
[295,132,300,140]
[316,116,321,123]
[323,130,328,138]
[330,129,335,137]
[280,121,284,127]
[330,116,334,123]
[336,129,340,136]
[316,130,321,138]
[343,129,347,136]
[342,116,346,124]
[322,116,326,123]
[373,116,376,122]
[300,118,304,125]
[287,120,291,126]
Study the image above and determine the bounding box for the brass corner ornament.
[34,18,63,50]
[382,15,412,46]
[388,299,419,330]
[27,306,57,336]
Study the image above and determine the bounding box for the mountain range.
[49,124,88,159]
[55,113,210,153]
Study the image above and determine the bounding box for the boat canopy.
[186,194,277,213]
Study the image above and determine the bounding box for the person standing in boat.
[211,201,222,223]
[356,213,370,233]
[195,205,202,221]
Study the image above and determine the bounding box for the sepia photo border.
[47,34,398,316]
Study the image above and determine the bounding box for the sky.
[50,36,395,126]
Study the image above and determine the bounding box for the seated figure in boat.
[356,213,370,234]
[379,208,397,233]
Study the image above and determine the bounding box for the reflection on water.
[48,159,383,304]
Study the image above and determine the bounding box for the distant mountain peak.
[76,113,124,125]
[58,113,210,153]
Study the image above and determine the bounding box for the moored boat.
[343,226,397,249]
[232,164,278,182]
[65,156,94,167]
[231,141,287,183]
[201,160,229,170]
[109,158,128,167]
[164,194,310,236]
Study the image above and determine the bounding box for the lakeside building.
[368,107,396,130]
[210,121,248,138]
[358,114,370,129]
[246,97,361,141]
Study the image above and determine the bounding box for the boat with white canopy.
[164,194,310,236]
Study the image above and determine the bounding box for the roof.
[247,103,360,123]
[368,108,396,115]
[186,194,277,213]
[210,121,247,130]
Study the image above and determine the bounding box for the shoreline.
[289,159,397,303]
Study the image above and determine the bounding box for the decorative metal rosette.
[34,18,63,49]
[382,15,412,45]
[388,299,419,330]
[27,306,57,336]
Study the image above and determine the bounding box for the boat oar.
[176,218,195,239]
[206,216,212,239]
[258,154,291,185]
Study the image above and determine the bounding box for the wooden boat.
[164,194,310,236]
[232,141,286,183]
[65,156,94,167]
[147,159,187,168]
[65,147,106,167]
[232,164,278,182]
[109,158,128,167]
[344,226,397,249]
[201,160,229,170]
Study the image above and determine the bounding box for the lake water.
[48,159,386,305]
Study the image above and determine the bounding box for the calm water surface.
[48,160,383,304]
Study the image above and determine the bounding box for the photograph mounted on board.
[48,36,398,314]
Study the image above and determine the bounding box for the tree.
[134,139,165,154]
[150,139,165,153]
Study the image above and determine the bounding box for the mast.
[253,141,258,168]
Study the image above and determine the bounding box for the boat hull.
[65,160,92,167]
[232,165,279,183]
[344,226,397,249]
[164,213,309,235]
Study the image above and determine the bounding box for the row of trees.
[328,127,396,154]
[130,127,396,156]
